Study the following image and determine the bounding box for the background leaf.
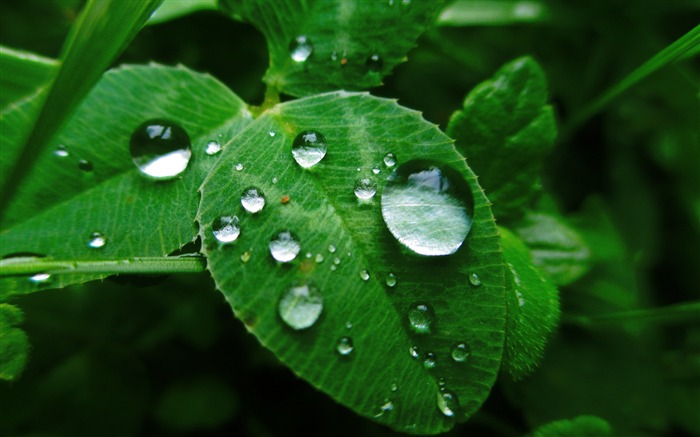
[148,0,218,25]
[446,56,556,222]
[529,415,612,437]
[437,0,550,27]
[219,0,443,97]
[198,91,505,433]
[0,64,251,298]
[0,46,58,109]
[0,303,29,381]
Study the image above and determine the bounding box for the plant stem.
[250,86,280,117]
[0,256,206,277]
[564,301,700,327]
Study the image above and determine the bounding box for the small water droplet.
[328,244,336,253]
[354,177,377,200]
[516,290,526,307]
[205,140,221,155]
[372,166,381,175]
[375,399,394,416]
[235,163,244,171]
[408,303,434,334]
[130,119,192,180]
[333,256,341,265]
[78,159,93,172]
[336,336,354,356]
[359,269,370,281]
[269,230,301,262]
[292,131,327,168]
[367,54,383,72]
[268,131,276,137]
[315,253,324,263]
[469,272,482,287]
[383,153,396,168]
[305,252,313,259]
[272,177,279,184]
[240,251,252,263]
[391,381,398,392]
[54,145,69,157]
[212,215,241,243]
[290,35,314,62]
[241,187,266,213]
[278,280,323,330]
[423,352,437,369]
[385,273,397,287]
[330,265,337,271]
[87,232,106,249]
[381,160,474,256]
[451,342,471,363]
[29,273,51,284]
[437,388,459,417]
[345,321,353,329]
[409,345,420,359]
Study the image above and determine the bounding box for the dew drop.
[315,253,324,263]
[78,159,93,172]
[375,399,394,417]
[29,273,51,284]
[408,303,434,334]
[359,269,370,281]
[354,177,377,200]
[385,273,397,287]
[54,145,69,157]
[241,187,266,213]
[336,336,354,356]
[240,251,252,263]
[278,280,323,330]
[451,342,471,363]
[469,272,482,287]
[290,35,314,62]
[383,153,396,168]
[235,163,244,171]
[345,321,353,329]
[423,352,437,369]
[409,345,420,359]
[129,119,192,180]
[381,160,473,256]
[87,232,106,249]
[268,131,276,137]
[292,130,327,168]
[437,388,459,417]
[391,381,398,392]
[328,244,336,253]
[372,166,381,175]
[212,215,241,243]
[269,230,301,262]
[333,256,341,265]
[366,54,383,72]
[272,177,279,184]
[205,140,221,155]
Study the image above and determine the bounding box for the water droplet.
[212,215,241,243]
[469,272,482,287]
[205,140,221,155]
[408,303,434,334]
[328,244,336,253]
[366,54,383,72]
[305,252,313,259]
[272,177,279,184]
[376,399,394,416]
[345,321,353,329]
[336,336,354,356]
[278,280,323,330]
[385,273,397,287]
[359,269,370,281]
[241,187,266,213]
[129,119,192,180]
[437,388,459,417]
[240,251,252,263]
[315,253,324,263]
[78,159,93,172]
[87,232,106,249]
[54,145,69,157]
[330,265,337,271]
[381,160,473,256]
[292,130,327,168]
[268,131,276,137]
[29,273,51,284]
[383,153,396,168]
[451,342,471,363]
[409,345,420,359]
[391,381,398,392]
[290,35,313,62]
[372,166,381,175]
[235,162,244,171]
[423,352,437,369]
[354,177,377,200]
[269,230,301,262]
[333,257,341,265]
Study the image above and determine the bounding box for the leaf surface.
[0,64,251,298]
[148,0,217,25]
[220,0,442,97]
[0,46,58,109]
[530,415,612,437]
[0,303,29,381]
[446,56,556,221]
[198,92,505,433]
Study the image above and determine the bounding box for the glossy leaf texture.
[198,92,505,434]
[530,415,613,437]
[148,0,217,25]
[446,56,556,222]
[219,0,443,97]
[0,303,29,381]
[499,227,559,380]
[0,64,252,299]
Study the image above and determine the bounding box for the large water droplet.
[205,140,221,155]
[278,281,323,330]
[269,230,301,262]
[437,388,459,417]
[212,215,241,243]
[383,153,396,168]
[408,303,434,334]
[381,160,473,256]
[292,131,327,168]
[354,177,377,200]
[130,119,192,180]
[385,273,397,287]
[451,342,471,363]
[469,272,482,287]
[366,54,383,72]
[290,35,313,62]
[241,187,266,213]
[336,336,354,356]
[87,232,106,249]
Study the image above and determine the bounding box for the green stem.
[564,301,700,327]
[561,24,700,139]
[0,256,206,277]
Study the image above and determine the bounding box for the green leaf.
[147,0,218,25]
[530,415,612,437]
[0,46,58,109]
[512,211,591,286]
[0,303,29,381]
[0,64,251,299]
[1,0,163,211]
[446,56,557,221]
[220,0,443,97]
[499,227,559,380]
[198,92,505,433]
[437,0,550,27]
